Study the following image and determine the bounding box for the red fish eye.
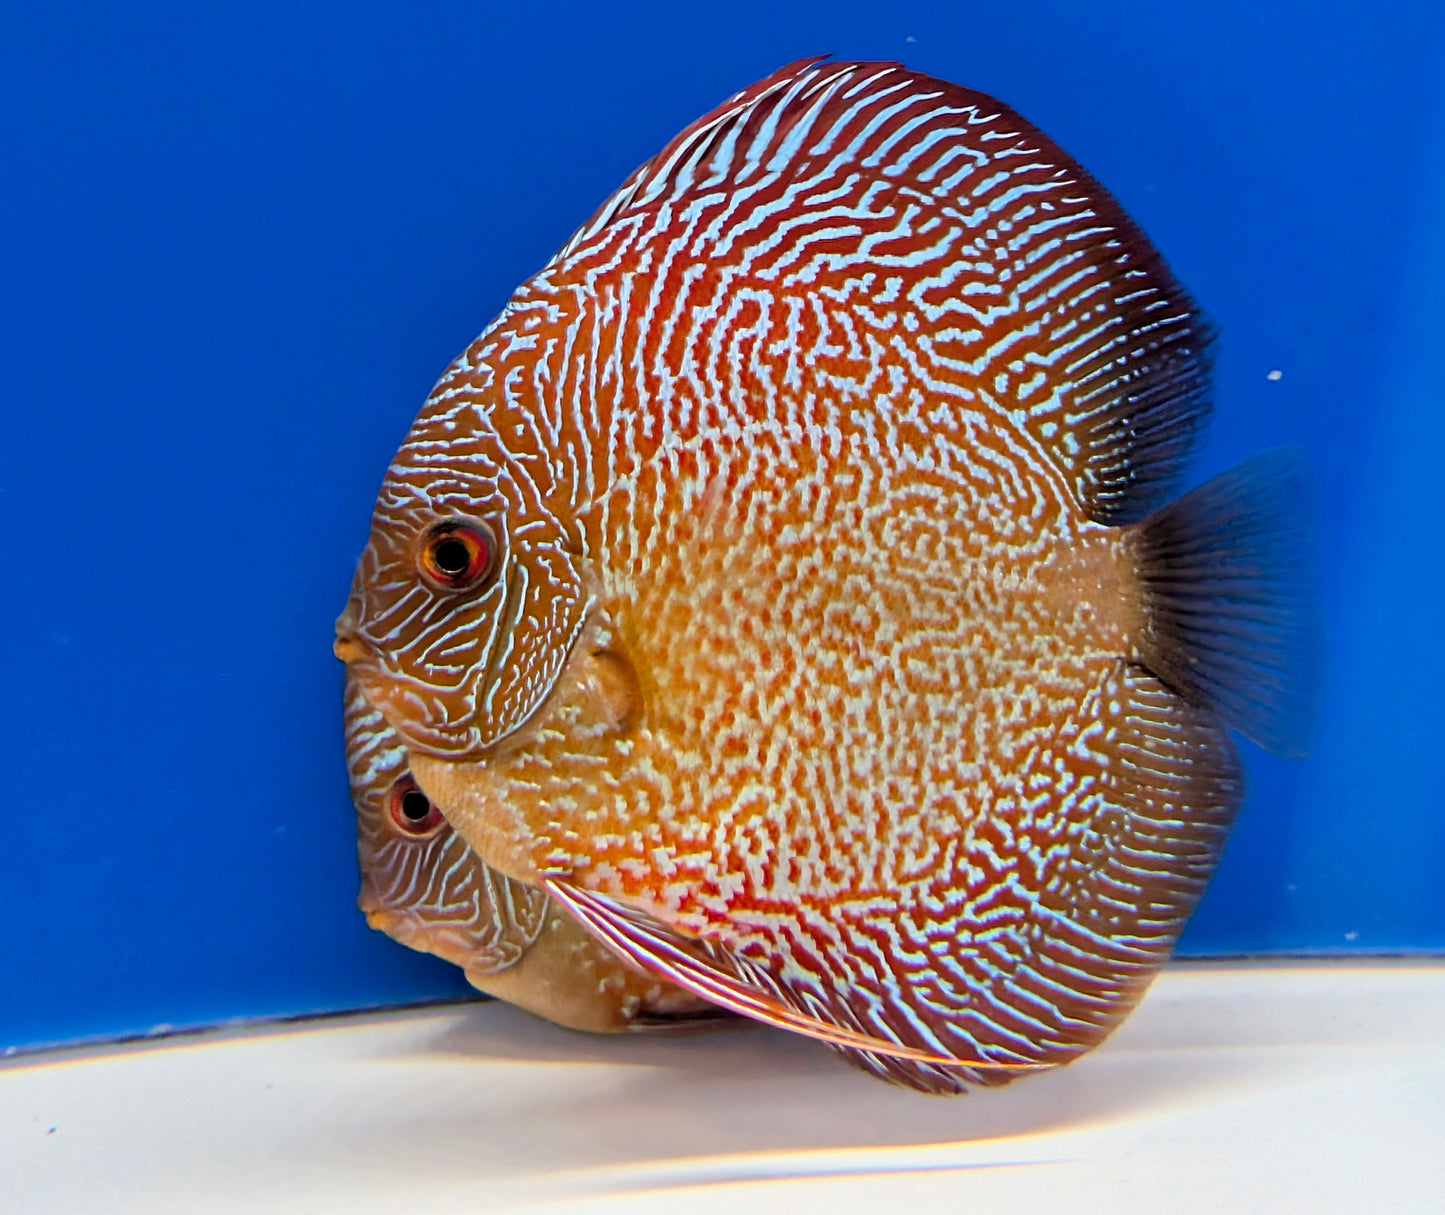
[388,776,444,837]
[418,519,496,590]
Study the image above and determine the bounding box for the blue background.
[3,1,1442,1052]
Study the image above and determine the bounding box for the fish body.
[344,673,719,1033]
[337,59,1313,1091]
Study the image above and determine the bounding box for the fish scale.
[338,58,1310,1091]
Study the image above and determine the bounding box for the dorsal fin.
[555,56,848,259]
[551,57,1214,524]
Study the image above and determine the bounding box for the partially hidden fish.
[335,58,1315,1092]
[344,671,723,1033]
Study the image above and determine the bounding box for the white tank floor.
[4,961,1442,1214]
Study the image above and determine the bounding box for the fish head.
[334,315,662,887]
[343,670,549,975]
[334,374,595,763]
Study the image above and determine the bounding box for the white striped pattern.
[344,672,549,973]
[340,60,1243,1092]
[344,672,720,1030]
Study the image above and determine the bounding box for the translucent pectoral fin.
[543,879,1046,1072]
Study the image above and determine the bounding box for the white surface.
[3,962,1442,1214]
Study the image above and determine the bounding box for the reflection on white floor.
[4,962,1443,1214]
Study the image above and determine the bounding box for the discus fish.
[335,58,1315,1092]
[344,672,721,1032]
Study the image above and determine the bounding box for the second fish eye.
[388,775,444,837]
[418,519,496,590]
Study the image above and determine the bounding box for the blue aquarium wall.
[2,0,1442,1051]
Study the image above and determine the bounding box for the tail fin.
[1130,446,1319,756]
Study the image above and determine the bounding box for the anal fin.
[543,880,1045,1075]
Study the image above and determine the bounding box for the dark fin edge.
[1130,445,1320,756]
[1076,301,1217,526]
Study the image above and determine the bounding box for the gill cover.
[345,399,594,757]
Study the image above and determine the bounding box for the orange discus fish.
[344,672,722,1033]
[335,58,1315,1092]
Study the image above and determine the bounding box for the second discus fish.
[344,673,721,1033]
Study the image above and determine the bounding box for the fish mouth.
[333,634,367,663]
[333,599,367,663]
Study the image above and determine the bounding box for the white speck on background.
[1267,369,1283,380]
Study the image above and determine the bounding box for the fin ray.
[543,879,1045,1073]
[1131,445,1319,755]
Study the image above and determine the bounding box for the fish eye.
[388,775,444,837]
[417,519,496,591]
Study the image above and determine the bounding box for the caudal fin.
[1130,446,1319,756]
